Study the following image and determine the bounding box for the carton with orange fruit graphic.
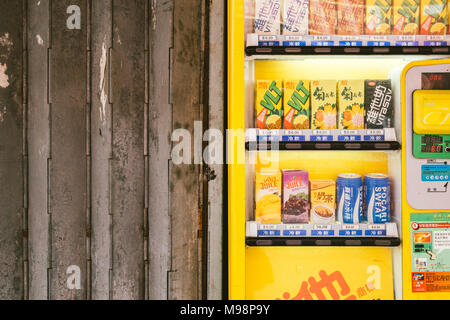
[284,80,311,130]
[338,80,365,130]
[311,80,337,130]
[420,0,448,35]
[393,0,420,34]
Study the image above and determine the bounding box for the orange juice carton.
[366,0,393,35]
[338,80,365,130]
[420,0,448,35]
[336,0,365,35]
[393,0,420,34]
[309,0,337,35]
[283,80,311,129]
[310,180,336,224]
[255,0,282,35]
[255,171,282,224]
[311,80,337,129]
[256,80,283,129]
[282,0,309,35]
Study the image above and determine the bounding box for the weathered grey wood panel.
[90,0,112,301]
[28,0,50,300]
[110,0,146,300]
[148,0,173,300]
[48,0,88,300]
[207,0,225,300]
[168,0,204,300]
[0,0,25,300]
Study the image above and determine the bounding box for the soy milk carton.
[338,80,365,130]
[282,0,309,35]
[255,0,282,35]
[311,80,337,130]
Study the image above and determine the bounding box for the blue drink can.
[337,173,363,224]
[364,173,391,224]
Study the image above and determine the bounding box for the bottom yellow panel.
[246,247,394,300]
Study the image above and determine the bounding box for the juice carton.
[256,80,283,129]
[310,180,336,224]
[282,170,310,224]
[420,0,448,35]
[283,80,311,129]
[282,0,309,35]
[255,171,282,224]
[255,0,282,35]
[366,0,393,35]
[338,80,365,130]
[336,0,365,35]
[393,0,420,34]
[309,0,337,35]
[365,80,394,129]
[311,80,337,129]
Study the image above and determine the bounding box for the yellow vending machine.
[228,0,450,300]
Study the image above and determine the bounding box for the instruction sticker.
[411,213,450,293]
[422,165,450,182]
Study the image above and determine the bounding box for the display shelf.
[246,34,450,56]
[245,221,401,247]
[245,128,401,151]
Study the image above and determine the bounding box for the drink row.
[250,0,449,36]
[256,79,394,130]
[255,170,391,225]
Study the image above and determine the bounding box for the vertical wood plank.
[0,0,24,300]
[90,0,112,300]
[28,0,50,300]
[49,0,88,300]
[168,0,204,300]
[207,0,225,300]
[110,0,146,300]
[148,0,173,300]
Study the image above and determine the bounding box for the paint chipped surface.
[0,106,6,122]
[99,40,108,124]
[36,35,44,46]
[0,64,9,88]
[0,33,13,62]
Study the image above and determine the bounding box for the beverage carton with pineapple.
[311,80,337,130]
[366,0,393,35]
[284,80,311,129]
[256,80,283,129]
[393,0,420,34]
[338,80,365,130]
[420,0,448,35]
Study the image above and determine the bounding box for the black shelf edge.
[246,141,401,151]
[246,237,401,247]
[246,46,450,56]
